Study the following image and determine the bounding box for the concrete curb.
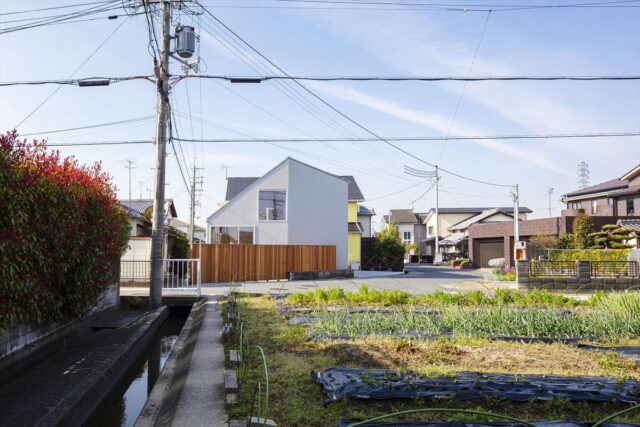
[134,298,207,427]
[34,306,169,427]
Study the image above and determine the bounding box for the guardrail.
[162,258,201,296]
[591,261,638,278]
[530,261,576,278]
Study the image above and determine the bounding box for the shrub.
[548,249,631,262]
[588,224,635,249]
[375,221,406,268]
[0,132,130,329]
[573,215,595,249]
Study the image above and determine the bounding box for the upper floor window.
[211,226,254,244]
[258,190,286,220]
[403,231,411,240]
[569,202,582,210]
[627,199,635,215]
[427,226,434,235]
[591,200,598,214]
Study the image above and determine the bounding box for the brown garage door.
[476,239,504,267]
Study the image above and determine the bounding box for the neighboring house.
[423,207,532,258]
[206,158,349,269]
[617,219,640,248]
[380,209,428,254]
[172,218,206,242]
[119,198,178,237]
[357,205,375,238]
[340,175,366,268]
[561,164,640,216]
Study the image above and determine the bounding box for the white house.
[172,218,206,242]
[206,158,348,269]
[380,209,428,252]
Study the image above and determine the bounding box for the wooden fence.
[190,244,336,283]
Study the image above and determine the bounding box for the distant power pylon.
[577,161,590,189]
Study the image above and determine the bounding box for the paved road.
[121,264,514,297]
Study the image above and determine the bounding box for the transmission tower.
[577,161,590,189]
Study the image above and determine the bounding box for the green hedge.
[548,249,631,262]
[0,132,130,329]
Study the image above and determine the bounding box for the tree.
[589,224,635,249]
[556,233,575,249]
[528,235,560,251]
[572,215,595,249]
[376,221,406,268]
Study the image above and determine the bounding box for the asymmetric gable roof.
[423,206,532,224]
[358,205,375,216]
[449,208,514,231]
[562,178,628,199]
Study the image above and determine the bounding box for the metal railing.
[591,261,638,278]
[530,261,576,278]
[120,260,151,282]
[162,258,201,296]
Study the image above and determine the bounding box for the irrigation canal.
[0,297,227,426]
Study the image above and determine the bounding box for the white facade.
[206,158,348,269]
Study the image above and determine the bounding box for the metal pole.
[434,165,440,260]
[189,161,196,245]
[514,184,520,242]
[149,0,171,309]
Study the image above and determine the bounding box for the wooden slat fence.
[190,244,336,283]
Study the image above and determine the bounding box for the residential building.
[206,158,349,269]
[341,175,366,268]
[172,218,206,242]
[561,164,640,217]
[423,207,531,259]
[119,198,178,237]
[380,209,428,254]
[357,205,375,238]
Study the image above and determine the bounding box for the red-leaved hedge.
[0,131,130,329]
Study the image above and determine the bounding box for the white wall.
[425,213,476,237]
[358,215,372,238]
[287,159,348,269]
[208,162,289,244]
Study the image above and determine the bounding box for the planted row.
[287,285,589,308]
[307,291,640,340]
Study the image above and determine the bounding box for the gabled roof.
[119,199,177,218]
[562,178,628,199]
[358,205,375,216]
[617,218,640,231]
[338,175,365,201]
[423,206,531,224]
[208,157,347,223]
[225,177,260,201]
[449,208,514,231]
[386,209,419,224]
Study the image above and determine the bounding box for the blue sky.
[1,0,639,229]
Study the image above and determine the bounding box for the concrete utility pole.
[434,165,440,259]
[124,159,136,200]
[513,184,520,242]
[189,162,203,245]
[546,186,554,217]
[149,0,171,310]
[404,165,439,260]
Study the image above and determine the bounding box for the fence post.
[576,260,591,283]
[516,260,530,290]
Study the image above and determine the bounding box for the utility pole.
[189,161,204,245]
[221,164,233,179]
[124,159,135,200]
[546,186,554,217]
[149,0,171,310]
[512,184,520,242]
[404,165,439,260]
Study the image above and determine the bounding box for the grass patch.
[227,296,640,426]
[286,286,589,308]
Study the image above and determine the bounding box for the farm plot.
[226,288,640,427]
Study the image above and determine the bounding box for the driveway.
[120,264,514,297]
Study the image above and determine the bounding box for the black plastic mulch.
[313,368,640,404]
[338,421,640,427]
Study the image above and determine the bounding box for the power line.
[42,130,640,146]
[19,115,155,136]
[0,1,115,16]
[13,17,130,129]
[437,10,491,163]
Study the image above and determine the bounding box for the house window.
[403,231,411,240]
[608,197,614,205]
[427,226,434,235]
[570,202,582,209]
[211,227,254,244]
[627,199,635,215]
[258,190,286,221]
[591,200,597,214]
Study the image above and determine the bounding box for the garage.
[474,238,504,267]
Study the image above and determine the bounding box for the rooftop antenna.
[221,163,234,179]
[577,161,590,189]
[123,159,136,200]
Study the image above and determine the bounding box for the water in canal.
[85,307,189,427]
